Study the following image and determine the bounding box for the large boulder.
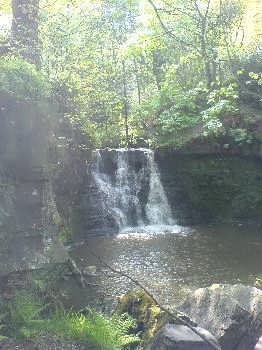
[178,284,262,350]
[116,290,220,349]
[255,336,262,350]
[145,323,220,350]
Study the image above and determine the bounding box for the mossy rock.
[255,278,262,290]
[115,290,170,345]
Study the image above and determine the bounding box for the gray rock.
[146,323,220,350]
[0,93,68,276]
[255,336,262,350]
[178,284,262,350]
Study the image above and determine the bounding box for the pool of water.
[69,222,262,308]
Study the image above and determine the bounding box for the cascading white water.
[145,150,174,225]
[92,148,174,232]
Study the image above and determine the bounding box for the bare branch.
[204,0,212,20]
[147,0,200,51]
[192,0,203,19]
[85,245,221,350]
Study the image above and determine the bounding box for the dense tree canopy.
[1,0,262,148]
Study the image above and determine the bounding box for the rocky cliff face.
[75,148,262,235]
[155,150,262,224]
[77,149,262,234]
[0,93,67,275]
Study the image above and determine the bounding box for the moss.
[115,290,170,345]
[58,226,74,244]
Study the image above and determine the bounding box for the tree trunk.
[199,25,212,89]
[152,49,162,91]
[134,59,142,105]
[11,0,40,66]
[122,61,130,147]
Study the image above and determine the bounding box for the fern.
[5,291,140,349]
[6,291,46,339]
[0,325,7,341]
[48,309,140,350]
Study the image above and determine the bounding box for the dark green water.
[69,222,262,308]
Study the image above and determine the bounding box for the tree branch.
[85,245,221,350]
[147,0,200,52]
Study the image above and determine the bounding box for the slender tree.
[11,0,40,66]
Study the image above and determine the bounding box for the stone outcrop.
[77,149,262,231]
[0,92,67,275]
[155,151,262,224]
[178,284,262,350]
[145,323,220,350]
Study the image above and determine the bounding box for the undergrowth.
[3,291,140,350]
[48,309,140,350]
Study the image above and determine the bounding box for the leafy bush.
[0,55,50,101]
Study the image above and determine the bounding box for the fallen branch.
[85,246,221,350]
[66,257,97,288]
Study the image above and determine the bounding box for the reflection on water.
[71,222,262,307]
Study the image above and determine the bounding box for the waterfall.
[145,151,174,225]
[91,148,174,232]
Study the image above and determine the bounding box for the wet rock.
[145,323,220,350]
[0,93,68,276]
[178,284,262,350]
[255,336,262,350]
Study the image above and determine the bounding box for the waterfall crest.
[91,148,174,232]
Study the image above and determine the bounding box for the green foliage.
[6,291,45,339]
[0,56,50,101]
[58,226,73,244]
[228,128,253,144]
[5,0,262,148]
[133,85,206,147]
[132,82,245,147]
[0,313,8,342]
[49,309,140,350]
[202,84,240,136]
[4,291,139,349]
